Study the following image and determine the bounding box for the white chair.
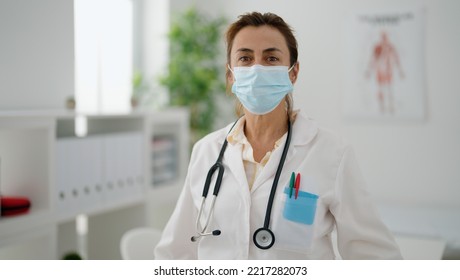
[120,227,163,260]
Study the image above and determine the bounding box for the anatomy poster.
[343,8,426,120]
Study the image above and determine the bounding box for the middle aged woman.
[154,11,402,260]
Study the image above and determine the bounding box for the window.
[74,0,133,114]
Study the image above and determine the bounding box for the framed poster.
[343,7,426,120]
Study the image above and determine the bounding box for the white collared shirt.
[226,116,287,190]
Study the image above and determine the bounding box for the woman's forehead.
[231,25,288,54]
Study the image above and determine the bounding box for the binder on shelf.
[102,134,122,204]
[101,132,145,205]
[78,136,103,213]
[151,136,178,186]
[56,136,105,218]
[71,138,85,214]
[56,138,74,219]
[126,133,144,198]
[57,131,146,217]
[114,133,129,202]
[120,132,144,200]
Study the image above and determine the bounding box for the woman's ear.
[226,64,234,83]
[290,62,300,84]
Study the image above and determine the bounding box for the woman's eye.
[238,56,251,62]
[267,56,279,62]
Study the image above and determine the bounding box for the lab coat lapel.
[223,142,251,199]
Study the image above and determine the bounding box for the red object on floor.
[0,196,31,217]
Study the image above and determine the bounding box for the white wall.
[168,0,460,243]
[0,0,74,110]
[170,0,460,206]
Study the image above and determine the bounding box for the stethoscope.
[191,118,292,250]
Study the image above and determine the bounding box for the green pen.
[289,172,295,198]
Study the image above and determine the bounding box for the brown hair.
[225,12,298,117]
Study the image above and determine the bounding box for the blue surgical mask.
[229,64,295,115]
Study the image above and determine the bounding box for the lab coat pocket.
[272,187,319,253]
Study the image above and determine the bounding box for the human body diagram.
[366,31,405,114]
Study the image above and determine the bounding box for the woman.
[154,12,402,259]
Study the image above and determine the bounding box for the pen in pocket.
[295,173,301,199]
[289,172,295,198]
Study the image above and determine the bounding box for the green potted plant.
[131,70,150,108]
[160,7,227,143]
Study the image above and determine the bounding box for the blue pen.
[289,172,295,198]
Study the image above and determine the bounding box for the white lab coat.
[154,112,402,259]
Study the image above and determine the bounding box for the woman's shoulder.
[194,124,232,147]
[296,111,351,153]
[189,122,235,161]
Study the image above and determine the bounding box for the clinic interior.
[0,0,459,260]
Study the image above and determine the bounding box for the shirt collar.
[226,115,288,166]
[221,111,318,147]
[226,116,246,146]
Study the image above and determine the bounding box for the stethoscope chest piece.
[253,228,275,250]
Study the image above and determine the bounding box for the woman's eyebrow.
[263,47,283,53]
[236,48,253,53]
[235,47,283,55]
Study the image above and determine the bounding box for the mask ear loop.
[227,64,236,84]
[288,62,298,84]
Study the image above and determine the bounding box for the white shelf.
[148,107,190,189]
[0,209,53,241]
[0,117,54,240]
[0,108,190,259]
[0,225,57,260]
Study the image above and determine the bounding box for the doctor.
[154,12,402,259]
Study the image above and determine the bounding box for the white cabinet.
[145,110,190,229]
[55,119,146,222]
[0,116,55,255]
[0,108,189,259]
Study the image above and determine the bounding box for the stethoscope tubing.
[192,120,239,241]
[262,119,292,229]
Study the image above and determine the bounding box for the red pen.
[295,173,301,199]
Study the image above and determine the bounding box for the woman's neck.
[244,104,288,162]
